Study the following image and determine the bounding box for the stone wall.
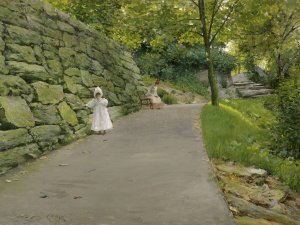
[0,0,146,174]
[197,70,233,88]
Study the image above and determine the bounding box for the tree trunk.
[205,44,219,106]
[198,0,219,106]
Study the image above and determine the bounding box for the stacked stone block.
[0,0,146,174]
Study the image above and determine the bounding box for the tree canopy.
[46,0,300,102]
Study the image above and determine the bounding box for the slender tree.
[190,0,239,106]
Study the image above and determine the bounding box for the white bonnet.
[94,86,103,97]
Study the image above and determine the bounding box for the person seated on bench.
[146,80,163,109]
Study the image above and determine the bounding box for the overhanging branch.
[209,0,239,45]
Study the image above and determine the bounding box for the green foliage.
[143,75,208,97]
[232,0,300,85]
[212,48,237,74]
[201,100,300,193]
[46,0,120,35]
[162,94,177,105]
[270,80,300,159]
[222,98,275,128]
[220,78,228,88]
[157,88,178,105]
[136,44,236,92]
[157,88,168,98]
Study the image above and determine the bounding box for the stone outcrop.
[214,161,300,225]
[0,0,146,174]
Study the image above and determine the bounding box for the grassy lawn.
[201,98,300,192]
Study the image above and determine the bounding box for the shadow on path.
[0,104,234,225]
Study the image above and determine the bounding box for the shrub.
[157,88,177,104]
[162,94,177,105]
[270,80,300,159]
[157,88,168,98]
[220,78,228,88]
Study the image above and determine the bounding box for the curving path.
[0,104,234,225]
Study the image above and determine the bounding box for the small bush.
[162,93,177,104]
[220,78,228,88]
[157,88,168,98]
[270,80,300,159]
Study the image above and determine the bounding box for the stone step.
[249,85,269,90]
[233,82,255,87]
[239,89,273,98]
[253,83,264,87]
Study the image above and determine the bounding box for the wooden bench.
[138,91,152,109]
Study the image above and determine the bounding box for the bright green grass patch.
[142,75,208,97]
[221,98,275,128]
[201,101,300,193]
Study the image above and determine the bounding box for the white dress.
[86,97,113,131]
[146,85,162,104]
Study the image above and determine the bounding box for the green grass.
[201,98,300,193]
[221,98,275,128]
[142,75,208,97]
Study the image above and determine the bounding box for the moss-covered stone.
[77,85,91,98]
[64,75,77,94]
[0,129,33,151]
[43,35,60,47]
[58,47,76,68]
[0,37,5,51]
[0,96,35,128]
[30,125,61,148]
[43,50,57,60]
[46,59,63,78]
[57,21,75,34]
[33,45,46,64]
[0,143,41,175]
[0,75,33,96]
[0,22,4,37]
[125,83,136,95]
[6,44,37,63]
[75,53,92,70]
[43,43,59,54]
[7,61,51,82]
[91,74,106,86]
[90,60,104,74]
[32,81,64,104]
[6,24,41,45]
[112,75,125,88]
[76,109,89,123]
[105,81,115,92]
[122,60,140,74]
[0,54,8,74]
[43,27,62,40]
[58,101,78,126]
[31,103,61,125]
[0,0,146,175]
[80,70,94,87]
[106,91,121,106]
[65,93,83,110]
[64,67,81,76]
[63,32,78,47]
[43,3,58,18]
[58,47,76,58]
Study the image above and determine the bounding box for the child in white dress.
[86,87,113,134]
